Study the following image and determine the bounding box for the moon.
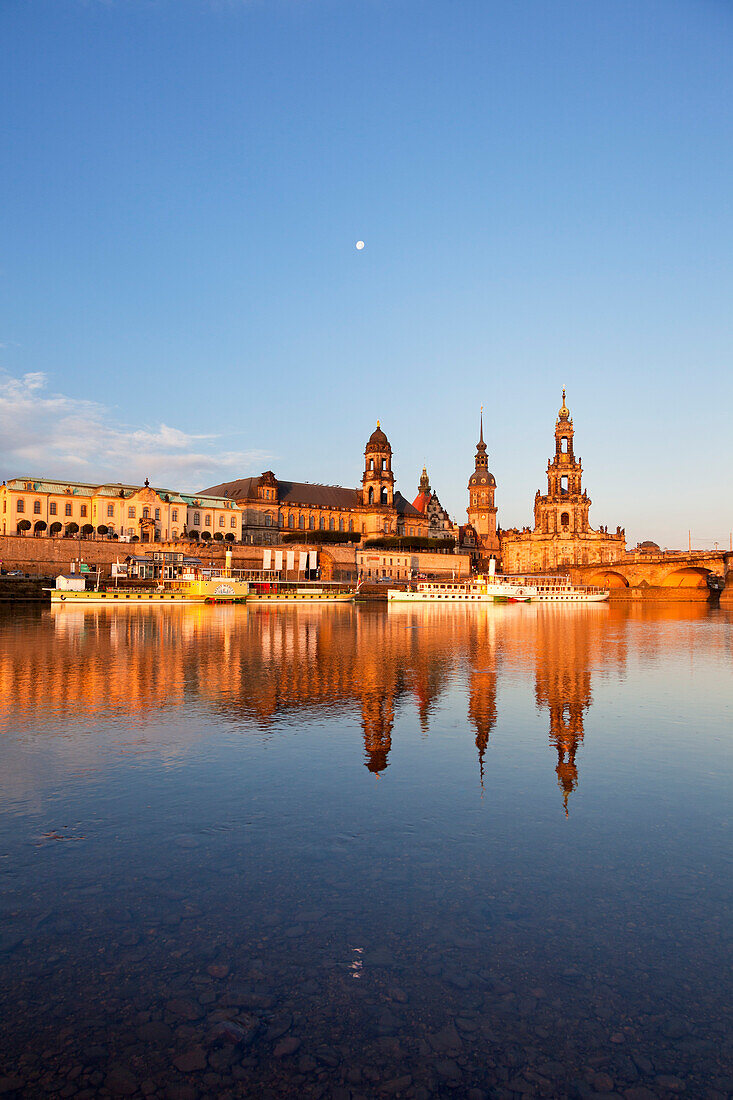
[355,240,365,250]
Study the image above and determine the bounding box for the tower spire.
[479,405,484,445]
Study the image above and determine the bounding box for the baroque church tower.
[533,388,592,536]
[467,409,499,553]
[500,390,625,573]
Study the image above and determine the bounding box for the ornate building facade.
[0,476,240,542]
[466,411,500,555]
[501,391,625,572]
[411,466,453,539]
[204,423,428,544]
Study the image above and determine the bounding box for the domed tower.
[467,409,499,552]
[361,422,395,508]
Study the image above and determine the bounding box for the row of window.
[10,500,238,528]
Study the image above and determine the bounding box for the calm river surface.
[0,603,731,1100]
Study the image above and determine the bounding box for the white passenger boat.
[503,574,609,603]
[387,576,537,604]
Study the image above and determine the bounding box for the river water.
[0,603,731,1100]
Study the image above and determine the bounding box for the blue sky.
[1,0,731,547]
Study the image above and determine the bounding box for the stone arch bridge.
[568,550,731,596]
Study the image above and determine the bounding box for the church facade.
[500,391,625,572]
[203,423,428,544]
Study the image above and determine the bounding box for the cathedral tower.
[535,388,590,536]
[467,409,499,552]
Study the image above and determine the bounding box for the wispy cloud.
[0,372,270,490]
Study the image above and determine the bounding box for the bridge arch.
[661,566,711,588]
[585,569,629,588]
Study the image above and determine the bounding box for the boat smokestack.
[488,557,496,577]
[225,548,233,577]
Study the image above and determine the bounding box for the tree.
[201,531,212,541]
[33,521,47,535]
[65,522,79,536]
[50,522,62,536]
[96,524,108,536]
[188,530,200,541]
[213,532,224,541]
[81,524,94,537]
[224,533,235,542]
[17,520,31,534]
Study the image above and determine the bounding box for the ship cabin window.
[33,500,41,514]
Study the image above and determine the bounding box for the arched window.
[319,516,326,530]
[381,457,386,471]
[348,520,353,532]
[369,458,374,471]
[143,507,150,519]
[368,487,374,505]
[193,512,200,526]
[33,500,41,514]
[205,515,211,527]
[288,514,294,528]
[380,487,388,504]
[299,515,305,529]
[561,511,570,528]
[309,515,315,529]
[339,518,344,531]
[265,513,272,527]
[560,476,568,494]
[329,517,335,531]
[278,512,284,527]
[561,436,568,453]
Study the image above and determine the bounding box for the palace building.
[203,422,428,544]
[500,391,625,572]
[0,476,240,542]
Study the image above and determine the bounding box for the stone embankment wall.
[0,577,50,601]
[0,535,468,585]
[606,586,711,603]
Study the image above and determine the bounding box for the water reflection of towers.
[1,605,650,812]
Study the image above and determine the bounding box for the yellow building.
[203,423,429,544]
[0,476,241,544]
[500,391,625,572]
